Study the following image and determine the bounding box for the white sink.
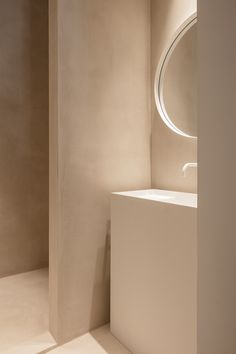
[111,189,197,354]
[113,189,197,208]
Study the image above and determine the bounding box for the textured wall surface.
[49,0,151,344]
[151,0,197,193]
[198,1,236,353]
[0,0,49,277]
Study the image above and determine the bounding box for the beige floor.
[0,269,130,354]
[47,325,131,354]
[0,268,55,353]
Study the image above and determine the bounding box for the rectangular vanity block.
[111,190,197,354]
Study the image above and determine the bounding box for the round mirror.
[155,14,197,138]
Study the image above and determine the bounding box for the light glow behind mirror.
[154,13,197,139]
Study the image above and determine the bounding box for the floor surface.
[47,325,131,354]
[0,269,130,354]
[0,268,55,353]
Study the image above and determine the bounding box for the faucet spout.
[182,162,197,177]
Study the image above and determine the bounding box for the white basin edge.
[112,189,197,208]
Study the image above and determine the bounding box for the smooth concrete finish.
[49,0,151,344]
[49,0,60,344]
[47,325,130,354]
[198,1,236,354]
[0,0,49,277]
[151,0,197,193]
[5,332,56,354]
[0,269,53,353]
[111,191,197,354]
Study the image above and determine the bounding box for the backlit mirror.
[155,14,197,138]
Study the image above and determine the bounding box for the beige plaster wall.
[49,0,59,342]
[151,0,197,193]
[0,0,49,277]
[49,0,151,344]
[198,1,236,353]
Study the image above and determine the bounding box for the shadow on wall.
[0,0,49,278]
[89,220,111,329]
[90,324,131,353]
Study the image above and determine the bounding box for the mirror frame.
[154,13,197,139]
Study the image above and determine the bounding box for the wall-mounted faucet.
[182,162,198,177]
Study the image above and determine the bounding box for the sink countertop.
[112,189,197,208]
